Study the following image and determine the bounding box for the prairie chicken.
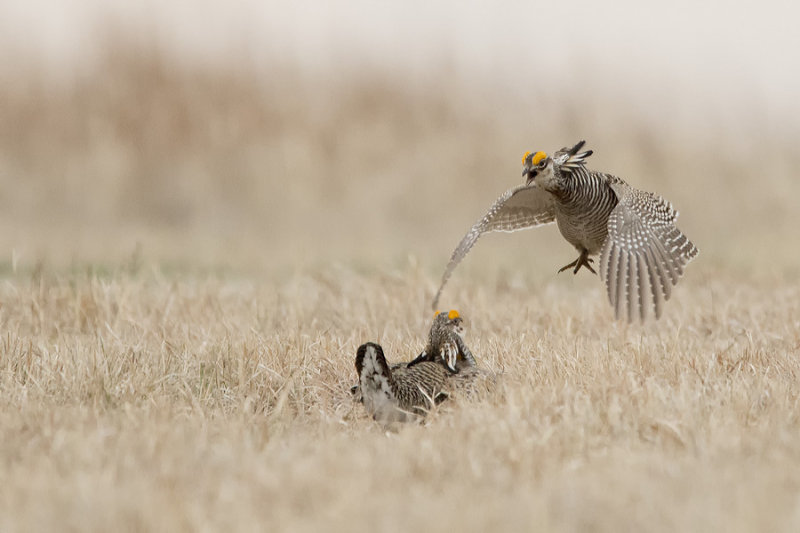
[351,309,475,402]
[354,309,484,423]
[355,342,451,424]
[432,141,698,321]
[406,309,477,373]
[415,309,498,397]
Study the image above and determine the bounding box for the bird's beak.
[523,169,537,184]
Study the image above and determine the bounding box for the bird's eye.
[538,159,547,168]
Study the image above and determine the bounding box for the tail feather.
[356,343,409,423]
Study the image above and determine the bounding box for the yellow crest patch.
[532,151,547,165]
[521,151,531,165]
[434,310,441,317]
[448,310,459,320]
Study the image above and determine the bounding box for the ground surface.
[1,19,799,531]
[1,263,798,532]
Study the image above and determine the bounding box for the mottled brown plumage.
[355,342,450,424]
[353,310,482,423]
[433,141,698,321]
[406,310,476,372]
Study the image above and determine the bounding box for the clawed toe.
[557,260,577,274]
[558,251,596,275]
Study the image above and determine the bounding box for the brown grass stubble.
[1,263,799,532]
[1,36,799,532]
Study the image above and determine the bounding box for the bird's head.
[522,150,556,189]
[431,310,466,371]
[433,309,465,337]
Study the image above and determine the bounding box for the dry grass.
[1,263,799,532]
[1,32,800,532]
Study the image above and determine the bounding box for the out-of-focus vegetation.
[0,36,797,274]
[2,6,800,531]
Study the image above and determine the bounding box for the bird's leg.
[557,249,596,275]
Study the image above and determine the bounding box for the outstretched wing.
[599,179,698,322]
[432,184,556,309]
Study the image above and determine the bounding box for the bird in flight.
[432,141,698,321]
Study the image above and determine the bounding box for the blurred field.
[1,266,799,532]
[1,34,798,274]
[1,6,800,531]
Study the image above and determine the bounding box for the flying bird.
[432,141,698,321]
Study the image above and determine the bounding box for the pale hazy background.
[1,0,797,276]
[2,4,800,531]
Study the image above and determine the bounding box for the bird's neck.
[551,167,589,203]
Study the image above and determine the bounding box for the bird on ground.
[353,309,486,423]
[351,309,475,402]
[355,342,451,424]
[406,309,477,373]
[432,141,698,321]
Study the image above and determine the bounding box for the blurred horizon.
[0,0,797,277]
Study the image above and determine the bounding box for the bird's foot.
[557,252,596,275]
[557,259,578,273]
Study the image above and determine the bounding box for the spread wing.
[432,184,556,309]
[599,179,699,322]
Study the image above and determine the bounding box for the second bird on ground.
[355,310,479,425]
[405,309,476,373]
[433,140,698,322]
